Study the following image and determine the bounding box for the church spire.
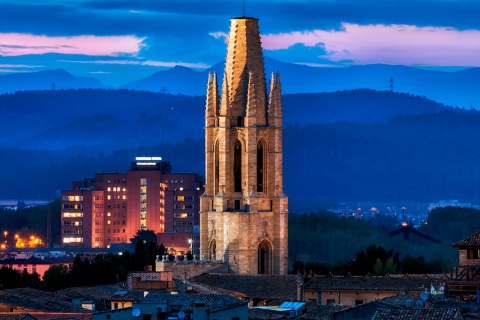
[268,71,283,127]
[201,17,288,275]
[223,17,267,127]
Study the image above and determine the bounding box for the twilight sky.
[0,0,479,86]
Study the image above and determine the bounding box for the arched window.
[214,140,219,195]
[234,141,242,192]
[258,240,272,274]
[257,141,265,192]
[209,239,217,260]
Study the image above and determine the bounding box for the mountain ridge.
[1,58,479,108]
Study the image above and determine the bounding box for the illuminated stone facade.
[200,17,288,275]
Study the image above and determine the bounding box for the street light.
[188,238,192,259]
[3,231,7,246]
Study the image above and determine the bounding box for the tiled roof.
[56,284,124,299]
[141,291,247,313]
[452,230,480,247]
[427,294,467,308]
[111,290,146,302]
[0,313,93,320]
[372,308,462,320]
[0,288,90,313]
[300,304,348,320]
[188,273,298,300]
[378,293,426,308]
[248,308,286,319]
[304,274,447,292]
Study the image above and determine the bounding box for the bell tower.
[200,17,288,275]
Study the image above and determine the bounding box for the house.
[304,273,447,307]
[308,292,472,320]
[56,284,126,312]
[0,287,92,319]
[0,252,75,278]
[92,291,248,320]
[449,230,480,299]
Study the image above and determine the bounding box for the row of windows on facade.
[63,237,82,243]
[63,230,82,234]
[87,220,126,226]
[63,212,83,217]
[63,204,82,210]
[95,237,126,242]
[64,193,194,205]
[174,221,194,226]
[63,221,82,226]
[9,265,36,273]
[174,204,195,209]
[95,228,125,233]
[107,179,125,184]
[107,187,126,192]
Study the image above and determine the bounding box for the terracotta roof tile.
[452,230,480,247]
[56,284,124,299]
[300,304,347,320]
[0,288,89,313]
[141,291,247,313]
[305,274,447,292]
[372,308,462,320]
[188,273,298,300]
[0,312,92,320]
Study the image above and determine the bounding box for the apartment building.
[61,157,203,248]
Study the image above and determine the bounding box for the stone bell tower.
[200,17,288,275]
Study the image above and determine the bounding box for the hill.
[0,88,449,151]
[0,88,478,212]
[2,58,480,109]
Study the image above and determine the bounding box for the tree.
[130,229,157,248]
[43,264,70,291]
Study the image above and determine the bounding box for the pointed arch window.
[234,141,242,192]
[214,140,219,195]
[258,240,272,274]
[257,140,265,192]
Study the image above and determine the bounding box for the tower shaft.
[200,17,288,275]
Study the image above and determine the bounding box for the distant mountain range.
[1,57,479,109]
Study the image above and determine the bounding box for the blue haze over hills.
[1,57,479,109]
[1,59,480,212]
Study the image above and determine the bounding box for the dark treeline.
[288,207,480,275]
[0,230,167,291]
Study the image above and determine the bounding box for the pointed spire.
[220,71,230,117]
[268,72,283,127]
[206,72,219,119]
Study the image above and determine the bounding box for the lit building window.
[63,237,83,243]
[63,212,83,218]
[107,187,111,192]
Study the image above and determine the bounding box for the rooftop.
[372,308,462,320]
[305,274,448,292]
[188,273,299,300]
[452,230,480,247]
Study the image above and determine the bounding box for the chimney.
[296,272,304,301]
